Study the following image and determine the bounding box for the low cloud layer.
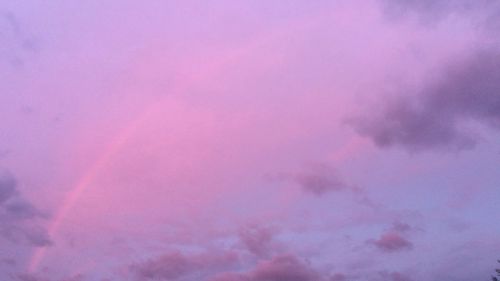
[210,254,321,281]
[130,250,239,281]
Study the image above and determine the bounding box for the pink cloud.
[370,232,413,252]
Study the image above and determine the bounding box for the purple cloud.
[130,252,197,280]
[210,254,322,281]
[16,274,50,281]
[330,273,347,281]
[379,0,500,26]
[0,11,38,67]
[250,254,320,281]
[0,169,51,248]
[5,201,44,220]
[238,225,274,257]
[0,170,17,204]
[16,273,85,281]
[273,163,351,196]
[352,49,500,152]
[378,271,414,281]
[130,250,239,281]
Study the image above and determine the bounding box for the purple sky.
[1,1,500,280]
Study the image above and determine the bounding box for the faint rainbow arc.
[27,45,253,272]
[27,102,161,272]
[27,17,323,271]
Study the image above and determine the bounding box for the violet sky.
[1,1,500,280]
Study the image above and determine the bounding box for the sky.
[0,0,500,280]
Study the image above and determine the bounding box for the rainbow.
[26,22,313,271]
[27,103,158,272]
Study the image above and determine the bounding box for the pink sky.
[1,1,500,280]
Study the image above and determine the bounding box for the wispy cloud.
[0,11,38,67]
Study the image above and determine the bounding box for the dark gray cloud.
[352,49,500,152]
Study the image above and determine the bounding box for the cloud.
[22,226,52,247]
[238,225,274,257]
[369,232,413,253]
[209,272,249,281]
[2,258,16,266]
[130,251,193,280]
[0,149,10,159]
[60,274,85,281]
[390,221,414,233]
[15,273,85,281]
[130,250,239,281]
[0,11,38,66]
[294,164,348,196]
[366,221,417,253]
[250,254,320,281]
[5,200,45,220]
[379,0,500,24]
[16,274,50,281]
[378,271,414,281]
[352,49,500,152]
[330,273,347,281]
[0,170,17,204]
[210,254,322,281]
[269,163,351,196]
[0,169,51,247]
